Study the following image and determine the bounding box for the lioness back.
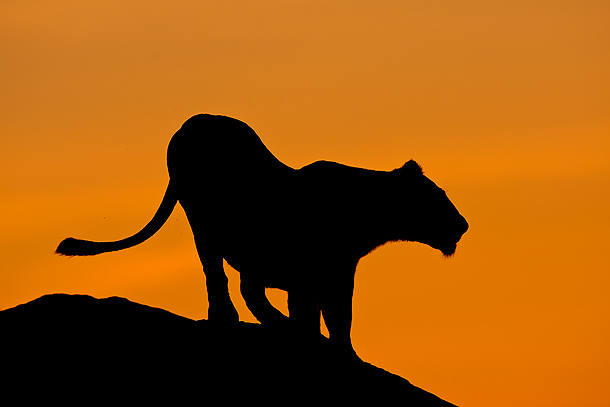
[167,114,292,187]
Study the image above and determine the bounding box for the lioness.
[57,114,468,357]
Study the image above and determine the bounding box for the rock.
[1,294,457,405]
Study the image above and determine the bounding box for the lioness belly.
[221,230,306,291]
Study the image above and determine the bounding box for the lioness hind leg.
[240,277,288,325]
[192,237,239,323]
[287,289,321,336]
[202,256,239,323]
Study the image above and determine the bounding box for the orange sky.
[1,1,609,405]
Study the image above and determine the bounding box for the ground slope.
[1,294,457,405]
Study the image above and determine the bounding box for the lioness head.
[392,160,468,256]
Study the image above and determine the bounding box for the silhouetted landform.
[2,294,457,405]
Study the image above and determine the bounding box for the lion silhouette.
[56,114,468,357]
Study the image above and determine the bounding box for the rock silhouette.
[1,293,457,405]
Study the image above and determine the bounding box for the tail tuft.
[55,181,177,257]
[56,238,106,256]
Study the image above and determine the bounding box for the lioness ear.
[398,159,423,175]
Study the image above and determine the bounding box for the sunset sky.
[1,1,609,405]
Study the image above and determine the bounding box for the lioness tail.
[56,182,177,256]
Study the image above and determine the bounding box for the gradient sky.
[2,1,609,406]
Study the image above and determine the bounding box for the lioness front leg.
[320,275,358,359]
[240,277,288,325]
